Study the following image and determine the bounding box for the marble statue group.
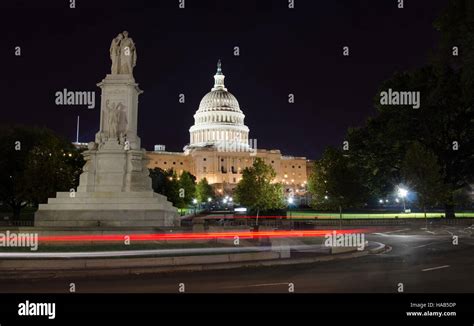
[110,31,137,75]
[105,100,127,140]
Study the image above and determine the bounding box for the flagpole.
[76,115,80,143]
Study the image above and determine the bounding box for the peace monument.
[35,31,180,228]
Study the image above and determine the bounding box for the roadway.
[0,225,472,293]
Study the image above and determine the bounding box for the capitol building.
[146,61,311,199]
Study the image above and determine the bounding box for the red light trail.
[38,229,370,243]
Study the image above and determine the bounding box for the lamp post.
[192,198,198,216]
[397,188,408,213]
[288,196,294,218]
[222,198,228,220]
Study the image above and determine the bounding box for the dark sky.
[2,0,449,159]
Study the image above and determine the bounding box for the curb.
[0,245,387,281]
[368,242,387,254]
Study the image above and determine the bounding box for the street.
[1,225,473,293]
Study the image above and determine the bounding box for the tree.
[401,142,445,219]
[0,125,84,219]
[433,0,474,96]
[346,1,474,217]
[149,168,180,205]
[234,158,284,223]
[308,148,368,219]
[149,167,169,195]
[178,171,196,209]
[149,168,197,209]
[196,177,214,203]
[431,0,474,216]
[348,64,473,217]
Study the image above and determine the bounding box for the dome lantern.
[212,59,227,91]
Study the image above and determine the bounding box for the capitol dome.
[198,89,241,114]
[188,60,250,150]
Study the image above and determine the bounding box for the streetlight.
[397,187,408,212]
[192,198,198,216]
[223,198,228,211]
[288,196,294,218]
[206,197,212,211]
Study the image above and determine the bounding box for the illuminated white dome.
[198,89,241,114]
[189,60,250,150]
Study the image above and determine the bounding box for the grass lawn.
[287,211,474,219]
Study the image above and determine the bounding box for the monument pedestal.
[35,63,180,228]
[77,140,153,192]
[35,191,178,228]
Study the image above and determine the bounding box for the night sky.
[2,0,449,159]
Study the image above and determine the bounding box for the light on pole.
[223,198,228,212]
[288,196,294,218]
[397,188,408,212]
[192,198,198,216]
